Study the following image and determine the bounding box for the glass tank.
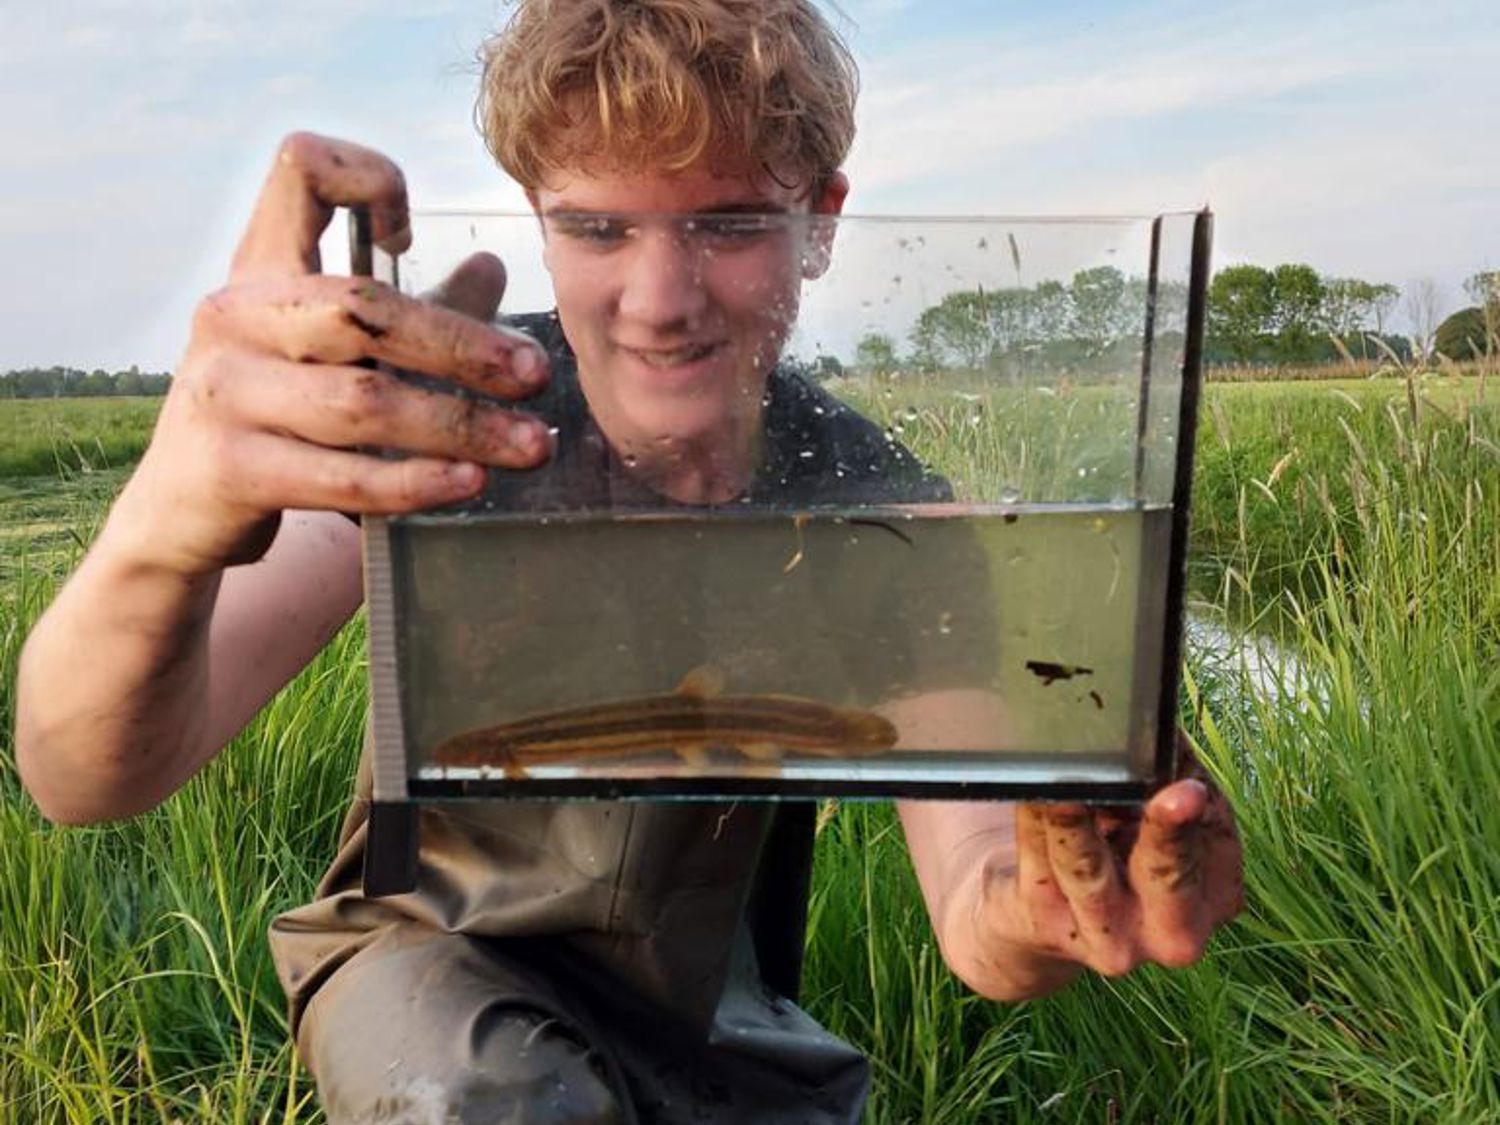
[345,207,1210,890]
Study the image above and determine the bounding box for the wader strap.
[747,802,817,1002]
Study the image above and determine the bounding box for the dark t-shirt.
[478,311,951,512]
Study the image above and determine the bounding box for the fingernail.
[522,420,554,460]
[510,344,543,386]
[446,462,484,490]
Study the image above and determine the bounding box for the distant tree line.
[832,263,1497,381]
[835,265,1185,383]
[0,365,172,398]
[1206,264,1410,365]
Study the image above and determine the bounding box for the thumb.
[421,251,507,322]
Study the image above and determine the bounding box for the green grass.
[0,398,161,479]
[2,382,1498,1122]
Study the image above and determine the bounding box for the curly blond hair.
[477,0,858,195]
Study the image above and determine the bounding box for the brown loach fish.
[430,666,898,778]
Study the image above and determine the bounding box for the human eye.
[685,213,780,246]
[550,214,632,247]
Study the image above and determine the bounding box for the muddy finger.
[207,274,549,401]
[230,132,410,284]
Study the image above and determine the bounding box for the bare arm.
[15,511,361,824]
[898,797,1086,1001]
[15,133,550,825]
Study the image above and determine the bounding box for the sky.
[2,0,1496,372]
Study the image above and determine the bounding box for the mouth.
[620,341,725,370]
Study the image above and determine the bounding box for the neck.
[618,423,766,504]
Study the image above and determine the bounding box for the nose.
[616,225,710,331]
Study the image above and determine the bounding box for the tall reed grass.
[2,378,1497,1122]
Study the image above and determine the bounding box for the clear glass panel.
[357,211,1202,796]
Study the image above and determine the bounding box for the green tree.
[1320,278,1402,359]
[1269,264,1324,332]
[1267,264,1326,362]
[854,332,898,377]
[1207,264,1275,362]
[1368,282,1400,334]
[1321,278,1366,336]
[1030,280,1071,341]
[1069,266,1132,352]
[1464,271,1500,312]
[908,292,989,371]
[1434,307,1491,360]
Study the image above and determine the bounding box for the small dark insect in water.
[1088,690,1104,710]
[1025,659,1095,685]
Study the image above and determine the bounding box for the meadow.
[1,370,1497,1123]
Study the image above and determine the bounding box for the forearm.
[930,830,1085,1001]
[16,493,223,825]
[898,799,1083,1002]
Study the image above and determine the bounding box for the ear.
[800,170,849,280]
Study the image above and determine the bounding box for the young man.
[16,1,1243,1122]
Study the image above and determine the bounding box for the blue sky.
[2,0,1495,370]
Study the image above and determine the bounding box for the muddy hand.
[114,133,552,577]
[981,731,1243,980]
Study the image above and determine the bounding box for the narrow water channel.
[1183,612,1316,705]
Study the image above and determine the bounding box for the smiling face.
[532,164,847,502]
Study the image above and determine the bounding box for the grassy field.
[0,398,161,479]
[2,375,1498,1122]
